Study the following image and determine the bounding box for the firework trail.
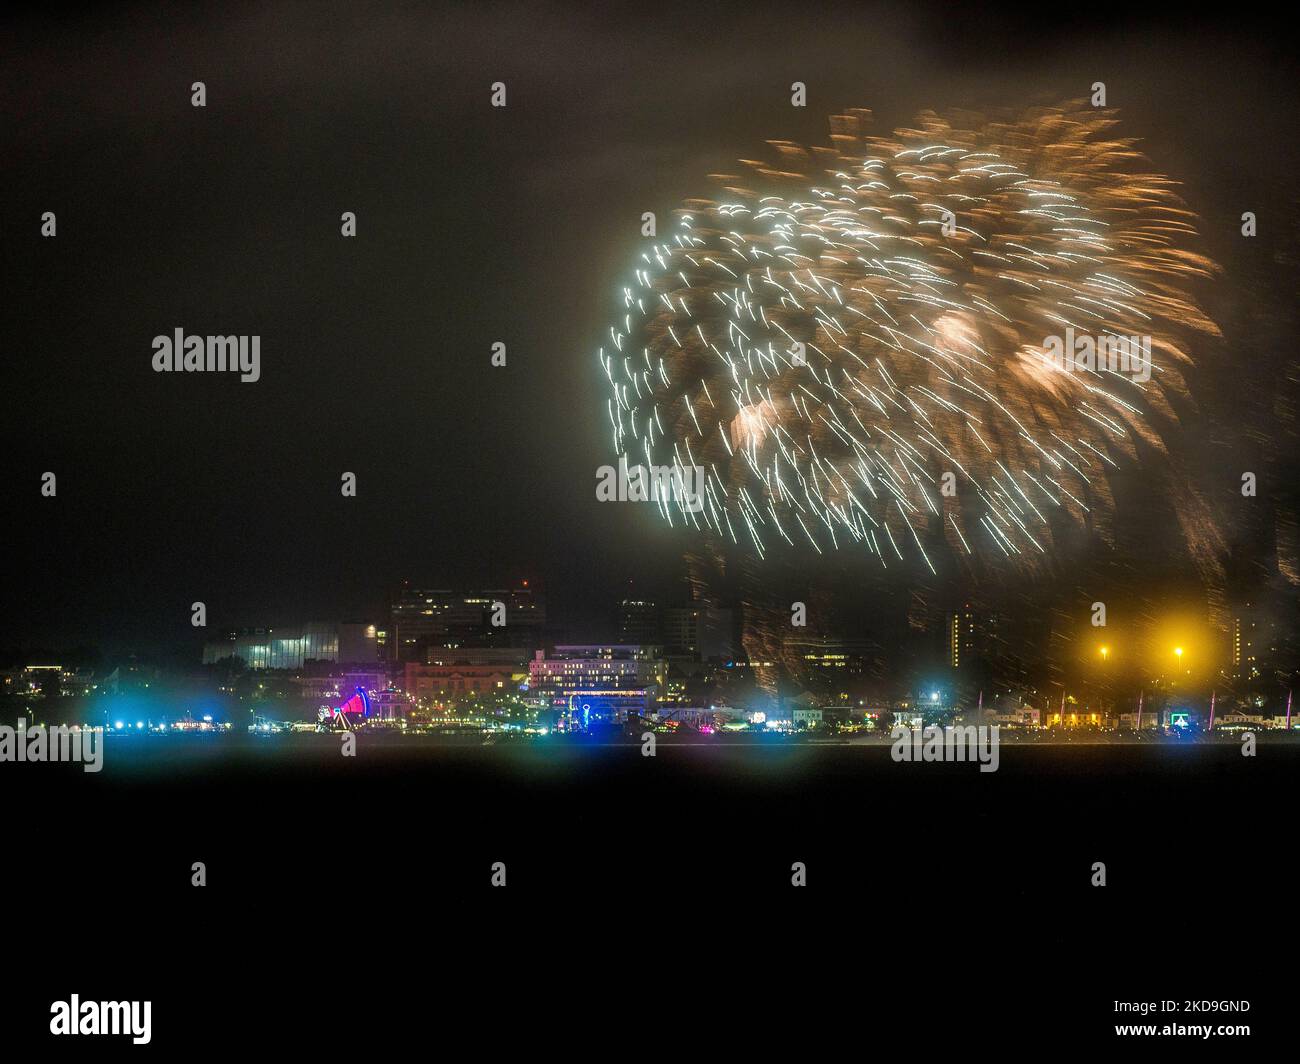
[598,104,1222,579]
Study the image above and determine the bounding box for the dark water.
[4,735,1292,1051]
[7,733,1292,899]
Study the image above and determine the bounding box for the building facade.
[389,585,544,662]
[203,622,378,670]
[526,645,663,723]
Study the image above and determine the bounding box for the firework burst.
[598,104,1222,577]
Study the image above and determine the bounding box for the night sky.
[3,2,1296,658]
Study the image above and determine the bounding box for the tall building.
[619,600,662,646]
[663,605,701,658]
[701,607,739,661]
[664,604,737,660]
[1233,605,1259,679]
[947,605,999,670]
[1231,600,1279,683]
[389,584,545,662]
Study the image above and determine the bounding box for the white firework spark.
[599,104,1221,574]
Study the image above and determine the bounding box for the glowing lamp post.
[1172,646,1186,687]
[1097,646,1110,721]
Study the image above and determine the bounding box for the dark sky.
[3,2,1296,657]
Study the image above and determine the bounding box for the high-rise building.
[1231,601,1277,682]
[389,584,545,662]
[664,604,737,660]
[947,605,999,670]
[1233,606,1256,678]
[619,600,662,646]
[700,607,739,661]
[663,605,701,658]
